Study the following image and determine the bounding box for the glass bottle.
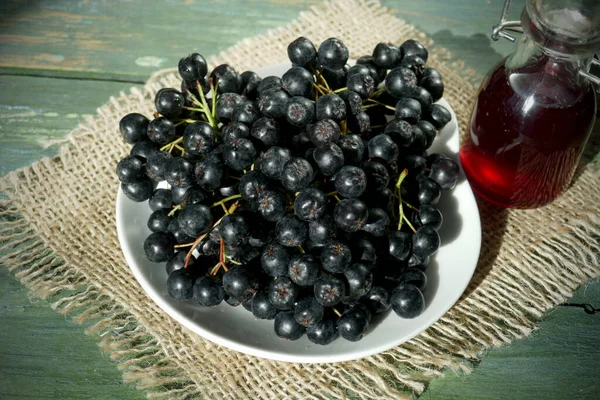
[460,0,600,208]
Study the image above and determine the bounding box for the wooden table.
[1,1,598,398]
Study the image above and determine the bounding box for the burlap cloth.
[1,0,599,398]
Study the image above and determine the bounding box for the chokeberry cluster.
[116,37,459,345]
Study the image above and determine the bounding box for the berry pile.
[116,37,459,344]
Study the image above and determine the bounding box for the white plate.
[116,63,481,363]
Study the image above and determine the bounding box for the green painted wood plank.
[0,75,140,175]
[0,0,522,79]
[424,279,600,399]
[0,267,145,400]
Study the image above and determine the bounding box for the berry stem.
[184,203,239,268]
[210,78,219,122]
[297,245,305,254]
[210,194,242,208]
[175,118,198,126]
[160,136,183,152]
[365,98,395,111]
[332,307,342,318]
[313,83,328,96]
[395,169,409,231]
[168,204,182,217]
[402,200,419,212]
[333,87,347,94]
[368,88,387,99]
[325,191,338,197]
[196,81,218,129]
[334,195,341,202]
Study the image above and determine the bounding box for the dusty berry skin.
[232,100,259,125]
[308,215,337,244]
[308,119,341,146]
[334,166,367,198]
[368,134,399,164]
[257,190,286,222]
[275,215,308,247]
[122,179,153,202]
[183,122,216,156]
[313,274,346,307]
[339,90,362,116]
[222,266,259,302]
[385,67,418,99]
[425,104,452,130]
[429,158,459,190]
[412,225,440,258]
[318,37,349,71]
[417,177,441,205]
[257,76,282,97]
[193,276,225,307]
[167,269,194,300]
[261,243,290,277]
[119,113,149,144]
[220,214,249,247]
[337,306,370,341]
[178,53,208,82]
[391,283,425,318]
[259,146,292,180]
[397,268,428,292]
[316,94,347,121]
[294,188,327,222]
[313,142,345,177]
[347,110,370,134]
[413,205,443,230]
[307,316,338,345]
[258,89,289,119]
[336,134,365,166]
[147,209,170,233]
[149,188,173,211]
[287,36,317,67]
[222,138,257,171]
[410,86,433,111]
[385,119,415,148]
[344,263,373,303]
[372,42,401,69]
[177,203,212,237]
[356,55,386,85]
[155,88,185,119]
[281,67,314,98]
[147,117,176,145]
[294,296,324,327]
[239,71,262,100]
[239,170,269,202]
[268,277,300,310]
[280,157,313,191]
[210,64,240,94]
[285,96,315,127]
[145,151,172,182]
[116,155,145,183]
[347,73,375,99]
[222,122,250,143]
[165,158,195,188]
[216,92,244,122]
[364,286,391,314]
[400,39,429,62]
[420,68,444,101]
[251,290,278,320]
[288,253,320,286]
[251,117,280,147]
[144,232,175,263]
[395,97,422,125]
[274,310,306,341]
[362,161,390,191]
[194,154,225,191]
[334,198,369,233]
[321,241,352,273]
[361,207,389,237]
[388,231,411,261]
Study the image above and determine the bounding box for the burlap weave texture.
[1,0,599,399]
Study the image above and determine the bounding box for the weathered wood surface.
[1,1,599,399]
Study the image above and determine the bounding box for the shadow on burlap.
[1,0,599,398]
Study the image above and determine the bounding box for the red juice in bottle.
[460,57,596,208]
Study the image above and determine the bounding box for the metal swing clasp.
[491,0,523,42]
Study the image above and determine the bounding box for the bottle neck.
[505,32,594,107]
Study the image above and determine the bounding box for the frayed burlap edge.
[2,0,600,399]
